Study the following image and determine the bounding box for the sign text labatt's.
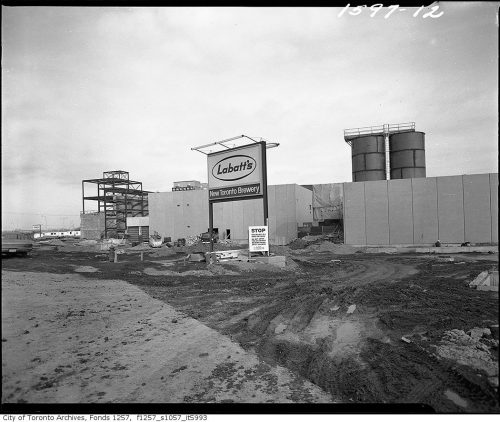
[207,143,264,201]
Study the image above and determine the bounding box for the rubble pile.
[100,238,128,251]
[433,328,499,387]
[217,238,235,246]
[185,235,201,246]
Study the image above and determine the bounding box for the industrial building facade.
[146,172,497,246]
[81,172,497,246]
[343,173,498,245]
[148,184,313,245]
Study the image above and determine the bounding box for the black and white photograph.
[1,2,499,414]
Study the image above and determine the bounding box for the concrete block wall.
[344,182,366,245]
[412,178,438,243]
[80,212,105,240]
[149,184,313,245]
[295,184,314,227]
[344,173,498,245]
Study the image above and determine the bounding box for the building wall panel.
[388,179,413,244]
[364,180,390,245]
[217,201,230,240]
[230,201,244,240]
[274,185,289,242]
[268,214,278,244]
[224,201,238,240]
[340,173,497,246]
[182,191,206,237]
[295,185,313,226]
[267,185,277,243]
[343,182,366,245]
[437,176,465,243]
[286,184,297,241]
[490,173,498,243]
[80,212,105,240]
[212,199,224,236]
[146,194,165,238]
[411,178,438,244]
[165,194,176,238]
[463,174,492,243]
[241,198,263,242]
[173,192,185,240]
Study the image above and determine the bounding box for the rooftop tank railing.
[344,122,415,144]
[386,122,415,134]
[344,124,385,139]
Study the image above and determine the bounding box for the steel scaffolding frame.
[81,170,149,238]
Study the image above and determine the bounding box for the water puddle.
[444,389,468,408]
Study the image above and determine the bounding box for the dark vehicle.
[2,232,33,257]
[200,232,218,243]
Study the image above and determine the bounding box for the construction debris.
[188,253,205,262]
[185,236,200,246]
[149,233,162,248]
[469,270,499,291]
[436,256,454,262]
[433,329,499,385]
[467,327,491,341]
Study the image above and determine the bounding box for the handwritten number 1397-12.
[338,4,444,19]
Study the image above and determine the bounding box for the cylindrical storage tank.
[351,135,386,182]
[389,131,426,179]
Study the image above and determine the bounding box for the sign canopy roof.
[192,135,279,155]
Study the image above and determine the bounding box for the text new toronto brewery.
[209,183,261,200]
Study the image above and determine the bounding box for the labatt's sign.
[212,155,256,181]
[207,143,263,201]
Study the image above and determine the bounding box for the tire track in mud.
[207,256,498,411]
[212,257,419,403]
[6,250,497,410]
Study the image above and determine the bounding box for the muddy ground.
[1,239,499,412]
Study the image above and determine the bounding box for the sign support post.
[209,201,214,253]
[261,141,269,225]
[261,143,269,255]
[191,135,279,259]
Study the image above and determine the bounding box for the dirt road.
[1,270,332,403]
[1,243,499,412]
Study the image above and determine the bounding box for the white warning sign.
[248,226,269,252]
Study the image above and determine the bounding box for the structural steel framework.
[82,171,149,238]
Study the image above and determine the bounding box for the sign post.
[206,141,268,252]
[192,135,278,254]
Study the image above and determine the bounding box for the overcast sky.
[2,3,498,230]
